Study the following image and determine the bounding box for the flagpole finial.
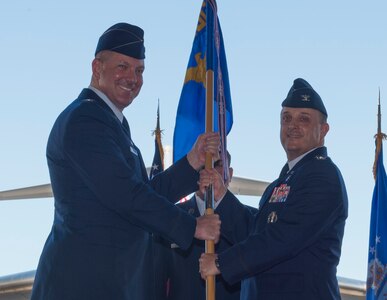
[156,98,160,131]
[373,88,387,179]
[152,98,163,137]
[150,99,164,179]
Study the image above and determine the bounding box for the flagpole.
[204,1,216,299]
[373,88,386,180]
[150,99,164,180]
[367,90,387,299]
[155,99,164,169]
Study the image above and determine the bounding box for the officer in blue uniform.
[199,78,348,300]
[31,23,221,300]
[157,152,257,300]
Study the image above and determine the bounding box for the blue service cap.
[95,23,145,59]
[282,78,327,117]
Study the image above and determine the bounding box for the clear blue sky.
[1,0,386,281]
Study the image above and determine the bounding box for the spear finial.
[152,99,163,137]
[151,99,164,174]
[373,88,387,180]
[377,88,381,135]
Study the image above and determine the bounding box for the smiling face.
[280,107,329,161]
[91,50,145,111]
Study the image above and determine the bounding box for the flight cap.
[95,23,145,59]
[282,78,327,117]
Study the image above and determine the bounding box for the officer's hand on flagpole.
[194,214,221,243]
[187,132,220,171]
[199,253,220,280]
[199,169,227,202]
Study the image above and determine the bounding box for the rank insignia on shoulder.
[267,211,278,223]
[315,155,326,160]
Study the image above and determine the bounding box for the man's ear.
[321,122,330,138]
[228,167,234,182]
[92,58,102,80]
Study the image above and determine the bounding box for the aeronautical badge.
[301,94,310,101]
[267,211,278,223]
[269,184,290,203]
[366,257,386,294]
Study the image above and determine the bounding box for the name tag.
[269,184,290,203]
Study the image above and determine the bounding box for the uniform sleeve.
[149,157,199,203]
[62,106,196,249]
[218,163,347,284]
[215,191,257,245]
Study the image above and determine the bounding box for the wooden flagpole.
[205,68,215,300]
[205,1,215,299]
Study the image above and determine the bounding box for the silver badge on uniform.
[267,211,278,223]
[171,243,179,249]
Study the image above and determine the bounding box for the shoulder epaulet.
[80,98,95,102]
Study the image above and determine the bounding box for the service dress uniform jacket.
[31,88,199,300]
[218,147,348,300]
[163,195,256,300]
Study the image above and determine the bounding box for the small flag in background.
[366,91,387,300]
[173,0,233,180]
[150,100,164,179]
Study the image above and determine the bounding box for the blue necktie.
[279,163,289,178]
[122,117,131,139]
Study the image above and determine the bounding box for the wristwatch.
[214,257,220,271]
